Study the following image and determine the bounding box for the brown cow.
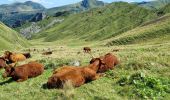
[0,57,7,69]
[22,53,31,58]
[2,62,44,82]
[47,58,103,89]
[90,53,119,73]
[83,47,91,53]
[42,51,53,55]
[3,51,26,64]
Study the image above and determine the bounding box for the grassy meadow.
[0,40,169,100]
[0,1,170,100]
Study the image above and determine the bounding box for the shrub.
[117,72,170,99]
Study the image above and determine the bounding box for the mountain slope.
[0,22,29,50]
[0,1,45,12]
[46,0,105,16]
[0,1,45,27]
[34,2,157,43]
[159,4,170,14]
[137,0,170,10]
[106,14,170,46]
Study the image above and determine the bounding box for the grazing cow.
[83,47,91,53]
[0,57,7,69]
[3,51,26,64]
[47,58,103,89]
[90,53,119,73]
[22,53,31,58]
[42,51,53,55]
[2,62,44,82]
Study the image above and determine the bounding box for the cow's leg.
[91,73,104,80]
[17,77,28,82]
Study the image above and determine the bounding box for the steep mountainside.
[34,2,157,42]
[15,17,64,39]
[159,4,170,14]
[0,1,45,12]
[106,14,170,46]
[0,1,46,27]
[137,0,170,10]
[0,22,29,50]
[46,0,105,16]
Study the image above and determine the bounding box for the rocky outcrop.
[20,19,64,39]
[20,22,41,39]
[30,12,46,22]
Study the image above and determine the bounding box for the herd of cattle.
[0,47,119,88]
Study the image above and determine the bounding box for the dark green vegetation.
[118,72,170,99]
[0,22,29,50]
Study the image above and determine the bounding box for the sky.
[0,0,155,8]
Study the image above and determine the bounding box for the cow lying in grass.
[3,51,27,64]
[47,58,103,89]
[2,62,44,82]
[90,53,119,73]
[0,57,7,69]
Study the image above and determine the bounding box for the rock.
[68,60,81,66]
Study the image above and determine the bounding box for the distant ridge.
[0,1,46,27]
[46,0,105,15]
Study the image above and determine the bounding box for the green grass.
[33,2,157,43]
[107,14,170,46]
[0,2,170,100]
[0,22,29,50]
[0,42,169,99]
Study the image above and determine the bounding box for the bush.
[117,72,170,99]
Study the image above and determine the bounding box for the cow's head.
[0,57,7,69]
[2,65,15,78]
[90,57,105,71]
[47,76,63,89]
[3,51,12,60]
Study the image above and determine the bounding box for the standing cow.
[83,47,91,53]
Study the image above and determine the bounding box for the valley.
[0,0,170,99]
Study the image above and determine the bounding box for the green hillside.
[0,22,29,50]
[137,0,170,10]
[107,14,170,46]
[34,2,157,43]
[159,4,170,14]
